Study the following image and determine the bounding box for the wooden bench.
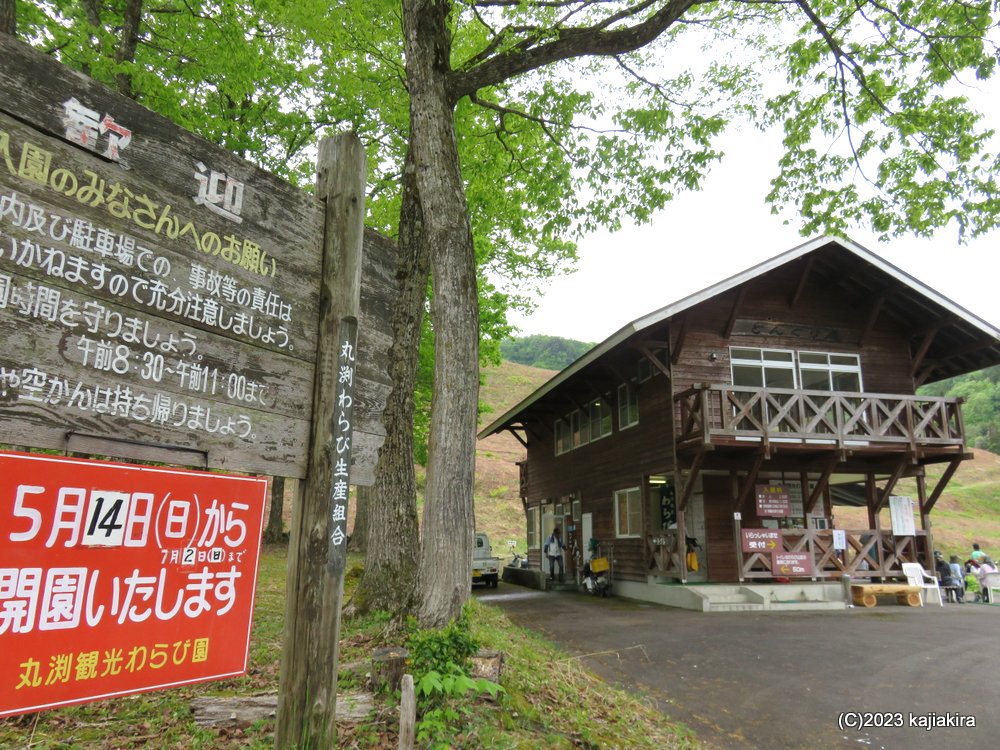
[851,583,921,608]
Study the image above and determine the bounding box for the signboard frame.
[0,450,268,718]
[0,35,390,482]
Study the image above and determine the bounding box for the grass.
[1,545,701,749]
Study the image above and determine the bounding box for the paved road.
[477,585,1000,749]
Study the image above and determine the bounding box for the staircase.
[696,585,762,612]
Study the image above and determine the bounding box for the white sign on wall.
[888,495,916,537]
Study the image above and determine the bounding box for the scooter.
[582,540,612,597]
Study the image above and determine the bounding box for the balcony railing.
[647,528,929,582]
[674,384,965,451]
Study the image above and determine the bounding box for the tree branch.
[449,0,703,101]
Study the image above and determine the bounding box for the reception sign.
[0,451,267,717]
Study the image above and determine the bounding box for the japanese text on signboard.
[0,452,267,717]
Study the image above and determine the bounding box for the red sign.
[0,452,267,717]
[772,552,812,576]
[742,528,781,554]
[755,483,792,517]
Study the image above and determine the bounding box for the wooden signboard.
[0,36,390,483]
[741,528,781,554]
[755,483,792,517]
[772,552,812,576]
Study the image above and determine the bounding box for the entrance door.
[541,510,563,578]
[703,475,740,582]
[582,512,593,561]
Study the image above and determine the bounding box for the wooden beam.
[670,315,689,365]
[734,451,766,511]
[677,451,705,513]
[924,457,964,513]
[504,427,528,449]
[858,293,888,348]
[636,341,671,378]
[913,364,936,389]
[910,326,940,379]
[788,256,815,309]
[804,456,837,514]
[723,285,749,338]
[875,459,909,512]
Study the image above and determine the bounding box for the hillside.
[474,360,556,552]
[474,360,1000,561]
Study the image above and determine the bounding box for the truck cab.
[472,532,500,588]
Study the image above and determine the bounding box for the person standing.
[545,527,565,583]
[948,555,966,603]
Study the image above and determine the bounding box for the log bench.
[851,583,921,608]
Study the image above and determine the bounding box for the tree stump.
[371,646,409,694]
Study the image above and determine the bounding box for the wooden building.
[479,237,1000,599]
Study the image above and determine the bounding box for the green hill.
[500,334,593,370]
[475,360,1000,561]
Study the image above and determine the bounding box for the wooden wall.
[670,262,916,395]
[524,339,675,582]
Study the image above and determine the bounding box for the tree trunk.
[348,145,427,619]
[263,476,286,543]
[0,0,15,37]
[351,484,369,555]
[115,0,144,99]
[403,0,479,629]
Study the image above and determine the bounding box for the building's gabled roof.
[479,235,1000,439]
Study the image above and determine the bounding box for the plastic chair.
[979,572,1000,604]
[901,563,944,606]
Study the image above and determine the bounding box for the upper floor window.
[554,398,613,455]
[730,347,862,392]
[618,382,639,429]
[798,351,862,392]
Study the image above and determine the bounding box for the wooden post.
[275,134,366,750]
[398,674,416,750]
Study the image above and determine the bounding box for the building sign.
[732,319,858,345]
[832,529,847,551]
[888,495,916,537]
[742,528,781,554]
[755,483,792,517]
[772,552,812,576]
[0,451,267,717]
[0,36,390,483]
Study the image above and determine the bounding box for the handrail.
[674,385,965,449]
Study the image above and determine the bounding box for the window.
[730,347,797,389]
[730,347,862,392]
[798,351,862,392]
[554,418,571,455]
[614,487,643,538]
[618,382,639,429]
[527,506,540,548]
[554,399,611,455]
[589,398,612,440]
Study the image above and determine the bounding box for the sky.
[507,96,1000,346]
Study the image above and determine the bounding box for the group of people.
[933,542,997,603]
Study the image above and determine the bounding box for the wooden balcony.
[674,384,966,454]
[648,528,929,582]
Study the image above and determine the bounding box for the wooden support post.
[917,474,934,567]
[677,508,687,582]
[399,674,416,750]
[275,134,366,750]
